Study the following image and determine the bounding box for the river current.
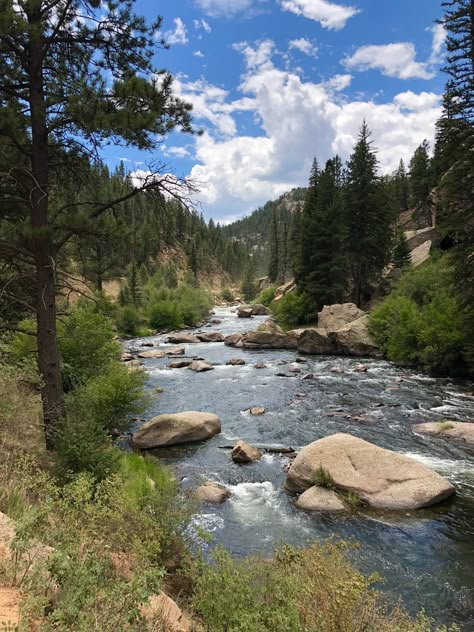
[125,307,474,629]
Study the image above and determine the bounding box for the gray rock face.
[132,411,221,448]
[328,315,380,357]
[295,487,346,512]
[413,421,474,450]
[297,329,334,355]
[193,481,231,504]
[241,330,298,350]
[232,440,263,463]
[167,333,201,344]
[285,433,455,509]
[318,303,366,330]
[188,360,214,372]
[196,332,225,342]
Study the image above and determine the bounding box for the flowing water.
[124,307,474,629]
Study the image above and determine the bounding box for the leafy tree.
[0,1,195,445]
[345,122,392,306]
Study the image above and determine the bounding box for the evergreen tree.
[345,122,392,306]
[392,229,412,269]
[287,204,302,279]
[393,159,410,211]
[408,140,433,207]
[0,2,194,445]
[268,208,280,282]
[240,264,257,302]
[297,158,320,291]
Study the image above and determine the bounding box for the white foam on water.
[261,453,276,464]
[228,481,280,521]
[402,452,474,484]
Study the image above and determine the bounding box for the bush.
[253,286,277,306]
[148,299,184,330]
[221,287,234,302]
[115,305,141,337]
[146,285,212,331]
[274,292,311,329]
[369,257,466,375]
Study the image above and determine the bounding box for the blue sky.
[105,0,447,223]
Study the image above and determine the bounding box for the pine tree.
[392,229,412,269]
[0,2,195,445]
[393,159,409,211]
[345,122,392,306]
[408,140,433,208]
[297,158,320,292]
[240,264,257,302]
[287,204,302,279]
[268,208,280,282]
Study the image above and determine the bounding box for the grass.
[312,466,336,490]
[436,421,456,433]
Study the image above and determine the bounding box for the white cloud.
[429,23,446,64]
[194,0,268,18]
[289,37,318,57]
[193,18,212,32]
[344,42,434,79]
[279,0,360,31]
[164,146,192,159]
[179,40,441,221]
[194,50,205,57]
[164,17,188,46]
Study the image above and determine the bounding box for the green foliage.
[274,292,311,329]
[221,287,234,302]
[253,286,277,306]
[312,466,335,489]
[408,140,434,207]
[191,543,452,632]
[148,299,184,331]
[392,229,412,269]
[116,305,141,337]
[369,257,467,375]
[145,285,212,331]
[240,265,257,302]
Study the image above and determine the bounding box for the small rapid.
[125,307,474,629]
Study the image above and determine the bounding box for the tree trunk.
[28,2,65,448]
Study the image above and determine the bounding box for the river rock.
[295,486,346,512]
[237,306,253,318]
[354,364,368,373]
[250,303,271,316]
[167,333,200,344]
[295,357,306,363]
[165,347,186,356]
[121,352,134,362]
[168,360,193,369]
[328,315,380,357]
[226,358,246,366]
[297,329,334,355]
[288,367,301,373]
[132,412,221,448]
[255,363,267,369]
[224,333,244,347]
[196,332,225,343]
[256,319,284,334]
[211,319,222,324]
[318,303,366,330]
[301,373,314,380]
[285,433,455,509]
[241,330,297,350]
[232,440,263,463]
[248,406,265,415]
[412,421,474,450]
[188,360,214,372]
[138,349,166,359]
[193,481,231,504]
[128,359,144,369]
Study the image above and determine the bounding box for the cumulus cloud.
[344,42,434,79]
[279,0,360,31]
[194,0,268,18]
[164,17,188,45]
[194,50,205,57]
[289,37,318,57]
[193,18,212,32]
[429,23,446,64]
[178,40,441,220]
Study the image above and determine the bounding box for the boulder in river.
[168,360,193,369]
[318,303,366,330]
[328,316,380,357]
[132,411,221,448]
[248,406,265,415]
[138,349,167,359]
[412,421,474,450]
[232,440,263,463]
[224,333,244,347]
[354,364,368,373]
[241,330,297,350]
[285,433,455,509]
[188,360,214,372]
[121,352,134,362]
[256,319,284,334]
[237,306,253,318]
[193,481,231,504]
[297,329,334,355]
[295,487,346,512]
[196,332,225,343]
[255,363,267,369]
[226,358,246,366]
[250,303,271,316]
[167,333,201,344]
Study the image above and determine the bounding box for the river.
[124,307,474,629]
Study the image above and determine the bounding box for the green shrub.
[116,305,141,337]
[148,299,184,330]
[369,257,466,375]
[274,292,311,329]
[146,285,212,330]
[221,287,234,302]
[253,286,277,306]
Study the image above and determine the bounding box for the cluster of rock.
[226,303,380,357]
[237,304,271,318]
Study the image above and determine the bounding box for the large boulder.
[138,349,166,359]
[193,481,231,504]
[250,303,271,316]
[224,333,244,347]
[295,486,346,512]
[241,330,297,350]
[232,440,262,463]
[285,433,455,509]
[167,333,200,344]
[196,332,225,342]
[141,592,191,632]
[328,315,380,357]
[132,412,221,449]
[318,303,366,330]
[412,421,474,450]
[168,360,193,369]
[256,319,284,334]
[237,306,253,318]
[188,360,214,372]
[297,329,334,355]
[273,279,296,302]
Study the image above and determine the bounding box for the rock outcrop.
[295,487,346,512]
[232,440,262,463]
[317,303,366,330]
[328,315,380,357]
[249,303,271,316]
[132,412,221,449]
[412,421,474,450]
[285,433,455,509]
[273,279,296,302]
[193,481,231,504]
[196,332,225,343]
[297,329,333,355]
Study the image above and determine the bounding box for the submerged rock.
[132,411,221,448]
[285,433,455,509]
[226,358,246,366]
[295,486,346,512]
[232,440,263,463]
[413,421,474,450]
[193,481,231,504]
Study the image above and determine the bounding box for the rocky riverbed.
[124,306,474,629]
